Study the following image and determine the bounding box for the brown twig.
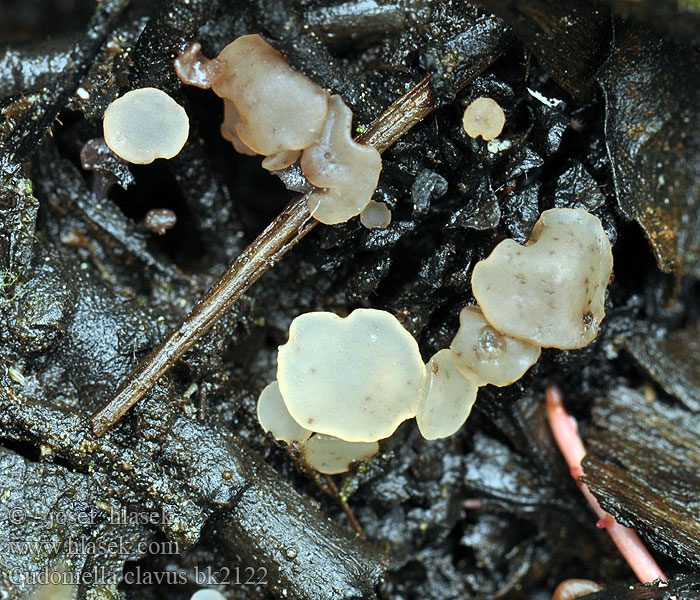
[90,76,436,437]
[324,475,366,538]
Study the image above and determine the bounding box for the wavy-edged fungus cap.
[450,306,541,387]
[103,88,189,164]
[462,97,505,141]
[257,381,312,444]
[300,434,379,474]
[301,95,382,225]
[416,349,478,440]
[277,309,426,443]
[472,208,613,349]
[212,34,329,156]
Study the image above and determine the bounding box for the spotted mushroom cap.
[103,87,189,164]
[450,306,541,387]
[416,349,478,440]
[277,309,426,442]
[471,208,613,349]
[300,434,379,474]
[301,95,382,225]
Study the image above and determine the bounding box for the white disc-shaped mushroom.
[257,381,312,444]
[277,309,426,442]
[462,97,505,141]
[300,434,379,474]
[416,349,478,440]
[190,590,226,600]
[103,88,189,164]
[449,306,541,387]
[472,208,613,349]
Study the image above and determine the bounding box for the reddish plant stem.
[323,475,366,538]
[545,385,668,584]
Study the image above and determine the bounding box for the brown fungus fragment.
[144,208,177,235]
[174,42,226,89]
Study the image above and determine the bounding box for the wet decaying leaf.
[601,24,700,277]
[1,0,700,598]
[583,387,700,568]
[625,319,700,413]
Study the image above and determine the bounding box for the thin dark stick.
[90,76,436,437]
[324,475,366,538]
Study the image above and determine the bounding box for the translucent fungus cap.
[472,208,613,349]
[416,349,478,440]
[360,200,392,230]
[212,34,330,156]
[301,95,382,225]
[103,88,189,164]
[300,434,379,474]
[462,97,506,141]
[256,381,312,444]
[450,306,541,387]
[277,309,426,442]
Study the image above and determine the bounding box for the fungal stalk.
[545,385,668,584]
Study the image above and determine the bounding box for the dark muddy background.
[1,1,699,599]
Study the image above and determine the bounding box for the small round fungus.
[301,95,382,225]
[103,87,189,164]
[212,34,330,156]
[449,306,541,387]
[360,200,392,230]
[190,590,227,600]
[472,208,613,349]
[416,349,478,440]
[300,434,379,474]
[277,309,426,443]
[256,381,312,444]
[462,97,506,141]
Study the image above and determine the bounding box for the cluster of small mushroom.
[177,35,383,226]
[258,208,613,474]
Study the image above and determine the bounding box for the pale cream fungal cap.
[103,87,189,164]
[212,34,330,156]
[472,208,613,349]
[416,349,478,440]
[256,381,312,444]
[449,306,541,387]
[360,200,392,230]
[462,97,506,141]
[277,309,426,443]
[300,434,379,474]
[220,99,256,156]
[301,95,382,225]
[190,591,227,600]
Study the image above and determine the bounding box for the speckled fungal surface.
[256,381,312,444]
[300,434,379,474]
[462,97,506,140]
[301,95,382,225]
[212,34,330,156]
[416,349,478,440]
[471,208,613,349]
[102,87,189,164]
[450,306,541,386]
[277,309,426,442]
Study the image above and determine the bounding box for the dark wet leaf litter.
[1,0,700,599]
